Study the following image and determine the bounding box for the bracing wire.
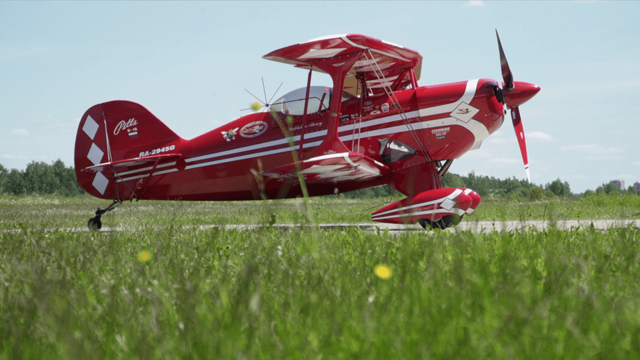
[364,50,432,163]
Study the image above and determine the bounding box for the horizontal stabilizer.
[81,153,181,173]
[80,153,181,197]
[261,152,390,185]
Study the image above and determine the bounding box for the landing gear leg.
[87,199,122,231]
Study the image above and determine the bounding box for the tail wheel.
[88,217,102,230]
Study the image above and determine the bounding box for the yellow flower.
[138,251,152,262]
[374,264,392,279]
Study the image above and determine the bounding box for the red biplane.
[74,32,540,230]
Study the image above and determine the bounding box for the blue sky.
[1,1,638,193]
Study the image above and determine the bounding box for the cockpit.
[271,86,355,116]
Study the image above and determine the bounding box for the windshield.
[271,86,330,116]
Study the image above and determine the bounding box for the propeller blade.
[267,82,284,106]
[511,106,530,182]
[495,30,514,90]
[262,77,268,105]
[244,89,265,105]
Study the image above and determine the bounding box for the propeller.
[495,30,540,183]
[242,78,283,112]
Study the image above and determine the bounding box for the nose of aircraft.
[503,81,541,108]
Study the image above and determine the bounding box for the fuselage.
[129,78,504,201]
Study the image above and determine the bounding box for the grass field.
[1,194,640,358]
[0,192,639,230]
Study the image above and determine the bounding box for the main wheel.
[417,215,464,230]
[417,218,445,230]
[88,217,102,230]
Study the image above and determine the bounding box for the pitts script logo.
[239,121,268,138]
[114,118,138,135]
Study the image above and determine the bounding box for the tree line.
[0,160,636,199]
[0,160,85,197]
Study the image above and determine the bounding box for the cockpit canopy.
[271,86,355,116]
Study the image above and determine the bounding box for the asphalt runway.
[72,219,638,233]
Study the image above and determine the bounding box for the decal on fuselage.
[432,127,451,139]
[222,127,239,141]
[114,118,138,136]
[139,145,176,157]
[240,121,268,138]
[288,121,323,131]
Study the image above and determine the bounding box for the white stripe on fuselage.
[183,79,490,170]
[372,208,466,221]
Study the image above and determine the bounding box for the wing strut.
[304,50,364,157]
[298,67,313,159]
[363,50,432,163]
[351,75,365,152]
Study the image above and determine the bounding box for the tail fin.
[74,100,184,198]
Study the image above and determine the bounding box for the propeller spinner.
[495,30,541,183]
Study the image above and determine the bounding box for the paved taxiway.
[74,219,639,233]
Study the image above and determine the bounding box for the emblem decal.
[239,121,268,138]
[449,102,479,123]
[381,103,390,112]
[222,127,239,141]
[114,118,138,135]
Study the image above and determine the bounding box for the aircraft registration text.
[139,145,176,157]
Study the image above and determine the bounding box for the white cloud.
[633,161,640,165]
[465,1,484,6]
[586,155,624,160]
[1,154,28,159]
[488,138,515,144]
[560,144,623,155]
[464,148,493,159]
[528,131,553,142]
[488,157,519,166]
[565,175,589,180]
[10,128,29,136]
[488,131,552,144]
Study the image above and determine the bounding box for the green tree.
[6,169,26,196]
[0,163,7,193]
[0,160,84,197]
[530,186,546,200]
[546,178,571,197]
[596,182,621,195]
[442,173,466,188]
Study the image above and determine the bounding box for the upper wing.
[263,34,423,96]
